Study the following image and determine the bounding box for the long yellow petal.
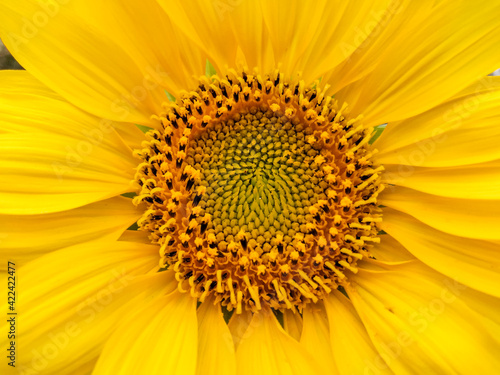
[0,241,163,374]
[196,300,236,375]
[236,309,322,375]
[0,2,163,123]
[325,0,433,94]
[0,70,139,214]
[221,0,274,72]
[0,196,140,269]
[262,0,405,85]
[368,233,415,264]
[348,261,500,374]
[374,76,500,158]
[93,291,197,375]
[341,1,500,126]
[380,186,500,240]
[301,303,337,374]
[72,0,205,96]
[283,309,303,341]
[0,132,135,215]
[382,159,500,200]
[0,69,147,151]
[375,77,500,167]
[228,310,252,351]
[381,208,500,298]
[325,291,393,375]
[156,0,237,74]
[10,272,174,375]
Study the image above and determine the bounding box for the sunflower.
[1,0,500,374]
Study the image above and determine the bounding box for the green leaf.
[205,59,217,78]
[311,76,323,90]
[165,90,176,103]
[222,305,234,324]
[121,192,137,198]
[369,123,387,144]
[337,285,349,298]
[136,124,153,133]
[272,309,285,328]
[127,222,139,230]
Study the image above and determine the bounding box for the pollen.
[133,69,384,313]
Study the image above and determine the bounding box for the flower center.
[133,70,384,313]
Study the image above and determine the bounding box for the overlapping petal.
[0,240,163,374]
[380,186,500,240]
[283,310,303,341]
[0,0,178,123]
[301,303,337,374]
[0,196,140,269]
[93,290,197,375]
[236,310,322,374]
[341,1,500,126]
[0,72,137,214]
[375,76,500,167]
[325,291,393,374]
[259,0,398,83]
[381,208,500,298]
[196,300,236,375]
[348,261,500,374]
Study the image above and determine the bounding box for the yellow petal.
[9,272,175,375]
[228,309,252,351]
[342,2,500,126]
[368,233,415,264]
[0,70,138,214]
[196,300,236,375]
[381,207,500,298]
[0,131,135,215]
[0,196,140,269]
[112,123,149,152]
[262,0,403,84]
[0,70,147,151]
[375,76,500,167]
[283,309,303,341]
[382,159,500,200]
[220,0,274,72]
[6,240,158,342]
[156,0,237,74]
[325,291,393,375]
[348,261,500,374]
[93,291,198,375]
[325,0,433,94]
[381,186,500,240]
[0,2,163,123]
[0,241,164,374]
[374,76,500,157]
[236,309,322,375]
[301,303,337,374]
[118,228,152,244]
[72,0,205,96]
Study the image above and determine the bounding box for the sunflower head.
[133,69,384,312]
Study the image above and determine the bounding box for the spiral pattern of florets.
[133,69,384,312]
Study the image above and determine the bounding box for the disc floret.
[133,70,384,312]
